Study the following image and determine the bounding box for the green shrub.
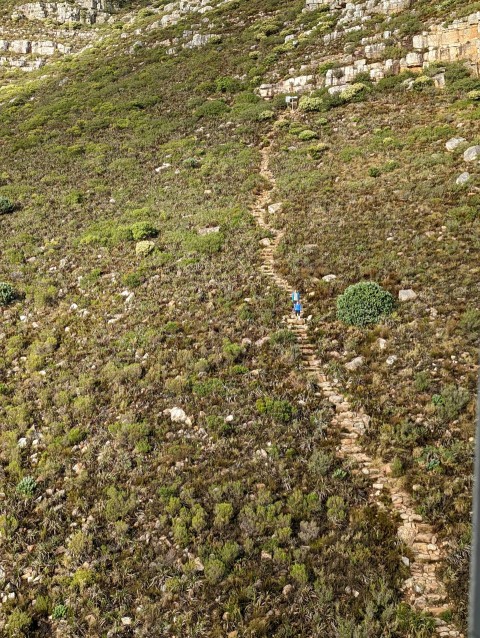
[468,89,480,101]
[183,157,201,169]
[298,129,318,141]
[258,109,275,121]
[307,143,329,159]
[299,96,324,112]
[0,282,15,306]
[0,196,15,214]
[194,99,229,119]
[130,222,158,240]
[204,557,226,584]
[256,397,295,423]
[290,563,309,585]
[6,609,31,637]
[339,82,368,102]
[215,76,240,93]
[412,75,434,90]
[52,604,68,620]
[214,502,234,527]
[336,282,395,327]
[326,495,346,524]
[433,385,470,423]
[16,476,37,497]
[460,308,480,337]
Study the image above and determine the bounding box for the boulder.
[198,226,220,235]
[464,145,480,162]
[398,289,417,301]
[345,356,364,371]
[377,338,387,350]
[445,137,466,151]
[322,274,337,282]
[135,240,155,256]
[268,202,282,215]
[456,171,471,185]
[164,407,192,426]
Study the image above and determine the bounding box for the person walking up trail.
[291,290,300,303]
[293,300,302,319]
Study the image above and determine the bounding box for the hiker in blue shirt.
[293,301,302,319]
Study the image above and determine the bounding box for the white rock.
[267,202,282,215]
[121,617,132,626]
[322,274,337,282]
[155,163,171,172]
[401,556,410,566]
[386,355,397,366]
[225,415,234,422]
[377,338,387,350]
[456,172,470,185]
[18,437,27,448]
[165,407,192,427]
[198,226,220,235]
[445,137,466,151]
[259,238,271,247]
[464,145,480,162]
[345,356,364,371]
[398,289,417,301]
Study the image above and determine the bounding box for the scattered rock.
[322,274,337,282]
[155,163,171,172]
[164,407,192,427]
[386,355,397,366]
[456,171,470,185]
[445,137,466,151]
[345,356,364,371]
[135,240,155,256]
[259,238,271,247]
[121,617,132,626]
[267,202,282,215]
[377,338,387,350]
[398,289,417,302]
[401,556,410,566]
[261,551,272,560]
[282,584,293,597]
[463,145,480,162]
[225,415,234,423]
[198,226,220,235]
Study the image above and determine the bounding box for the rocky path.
[251,121,463,638]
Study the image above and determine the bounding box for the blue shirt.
[294,302,302,312]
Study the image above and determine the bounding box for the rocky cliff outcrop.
[259,7,480,98]
[13,1,118,25]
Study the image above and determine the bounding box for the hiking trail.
[251,118,463,638]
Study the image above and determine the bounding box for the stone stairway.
[251,116,463,638]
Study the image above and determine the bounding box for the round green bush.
[0,282,15,306]
[130,221,158,241]
[0,196,15,215]
[336,282,394,327]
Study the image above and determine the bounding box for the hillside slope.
[0,0,478,636]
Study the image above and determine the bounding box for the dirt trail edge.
[251,120,463,638]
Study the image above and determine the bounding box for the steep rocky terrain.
[0,0,478,636]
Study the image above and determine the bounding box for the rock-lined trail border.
[251,119,463,638]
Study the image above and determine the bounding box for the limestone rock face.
[15,1,118,25]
